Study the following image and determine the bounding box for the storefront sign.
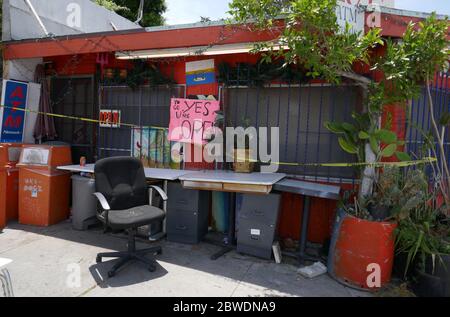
[186,59,216,86]
[99,109,121,128]
[336,1,365,35]
[0,80,28,143]
[341,0,395,7]
[169,98,220,144]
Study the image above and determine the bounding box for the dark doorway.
[51,76,97,163]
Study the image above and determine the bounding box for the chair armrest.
[149,185,168,202]
[93,193,111,211]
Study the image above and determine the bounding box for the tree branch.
[337,71,372,86]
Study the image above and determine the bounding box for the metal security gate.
[52,76,96,162]
[223,83,362,183]
[98,84,186,159]
[406,72,450,170]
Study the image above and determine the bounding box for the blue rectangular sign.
[186,72,216,86]
[1,80,28,143]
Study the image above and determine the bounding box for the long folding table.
[178,170,286,260]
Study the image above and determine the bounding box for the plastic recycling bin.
[71,175,99,230]
[18,145,72,227]
[0,143,23,230]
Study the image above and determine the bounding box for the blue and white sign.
[0,80,29,143]
[186,59,216,86]
[336,1,365,35]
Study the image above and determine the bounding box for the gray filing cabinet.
[236,193,281,259]
[167,182,210,244]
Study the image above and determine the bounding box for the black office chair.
[93,157,167,278]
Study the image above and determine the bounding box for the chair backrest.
[95,157,148,210]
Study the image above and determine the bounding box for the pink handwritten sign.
[169,98,220,145]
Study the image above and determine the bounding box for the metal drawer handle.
[177,200,188,204]
[253,209,264,216]
[251,236,260,241]
[176,225,188,231]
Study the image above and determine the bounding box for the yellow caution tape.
[269,157,438,168]
[234,157,437,168]
[0,105,167,131]
[1,105,438,169]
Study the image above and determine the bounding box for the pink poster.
[169,98,220,145]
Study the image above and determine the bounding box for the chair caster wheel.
[96,256,102,264]
[148,265,156,272]
[108,271,116,278]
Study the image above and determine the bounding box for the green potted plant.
[214,111,256,173]
[396,201,450,297]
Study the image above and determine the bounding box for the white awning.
[115,42,287,60]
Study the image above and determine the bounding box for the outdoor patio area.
[0,222,368,297]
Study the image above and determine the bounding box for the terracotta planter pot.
[328,209,397,291]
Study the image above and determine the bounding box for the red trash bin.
[18,145,72,227]
[0,143,23,230]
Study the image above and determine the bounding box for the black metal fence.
[98,84,185,159]
[406,72,450,170]
[95,72,449,185]
[222,83,361,183]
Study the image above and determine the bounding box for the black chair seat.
[105,206,165,230]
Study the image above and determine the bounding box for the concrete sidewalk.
[0,222,368,297]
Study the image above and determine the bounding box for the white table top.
[274,179,341,200]
[57,164,95,174]
[57,164,193,181]
[179,170,286,186]
[144,168,194,181]
[0,258,12,269]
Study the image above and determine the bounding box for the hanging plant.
[218,59,312,87]
[101,60,175,89]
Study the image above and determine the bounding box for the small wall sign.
[99,109,121,128]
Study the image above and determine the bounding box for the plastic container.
[412,254,450,297]
[0,143,23,230]
[18,145,72,227]
[71,175,98,231]
[211,192,229,233]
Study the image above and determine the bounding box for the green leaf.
[376,129,398,144]
[338,137,358,154]
[381,144,398,158]
[358,131,370,140]
[370,136,379,154]
[342,123,356,133]
[324,122,345,134]
[395,151,412,162]
[439,112,450,126]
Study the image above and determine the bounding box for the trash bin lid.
[0,144,22,164]
[19,147,50,166]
